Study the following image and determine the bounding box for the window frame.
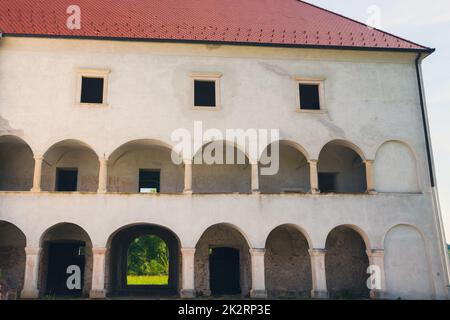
[76,69,110,107]
[293,77,326,113]
[190,72,222,110]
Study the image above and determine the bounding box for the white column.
[21,247,41,299]
[309,160,320,194]
[90,247,107,299]
[309,249,328,299]
[366,249,386,299]
[180,248,196,298]
[251,162,260,193]
[365,160,376,193]
[31,155,43,192]
[97,157,109,193]
[249,248,267,298]
[184,161,193,194]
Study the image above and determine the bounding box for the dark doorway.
[56,168,78,191]
[139,169,160,193]
[46,242,85,297]
[209,247,241,295]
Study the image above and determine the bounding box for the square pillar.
[90,247,107,299]
[21,247,41,299]
[31,156,43,192]
[180,248,196,298]
[97,157,108,193]
[249,248,267,299]
[309,160,320,194]
[366,249,386,299]
[365,160,376,194]
[184,161,193,194]
[251,163,260,194]
[309,249,329,299]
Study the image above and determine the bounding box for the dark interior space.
[299,84,320,110]
[319,172,337,193]
[56,168,78,192]
[138,169,160,193]
[81,77,104,104]
[209,247,241,295]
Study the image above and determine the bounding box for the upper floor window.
[191,72,222,109]
[294,77,325,112]
[76,69,110,107]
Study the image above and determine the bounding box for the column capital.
[183,159,193,165]
[24,247,42,255]
[249,248,266,256]
[308,159,319,164]
[92,247,107,255]
[364,159,375,164]
[309,248,327,256]
[98,156,109,163]
[181,248,196,256]
[366,249,384,258]
[33,155,44,161]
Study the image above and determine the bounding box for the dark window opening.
[80,77,104,104]
[319,172,337,193]
[299,84,321,110]
[194,80,216,107]
[56,168,78,192]
[139,169,160,193]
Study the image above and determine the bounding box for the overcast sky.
[306,1,450,241]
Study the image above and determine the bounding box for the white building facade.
[0,1,449,300]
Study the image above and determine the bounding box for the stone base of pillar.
[370,289,386,300]
[30,188,41,193]
[89,290,106,299]
[20,289,39,299]
[180,289,196,298]
[311,290,329,299]
[251,190,261,195]
[311,189,320,194]
[250,289,267,299]
[183,190,193,195]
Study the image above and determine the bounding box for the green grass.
[127,275,168,285]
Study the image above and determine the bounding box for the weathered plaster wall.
[0,143,34,191]
[0,222,26,292]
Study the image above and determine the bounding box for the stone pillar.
[309,249,328,299]
[21,247,41,299]
[251,162,260,193]
[365,160,376,193]
[90,247,107,299]
[184,161,193,194]
[31,155,43,192]
[366,249,386,299]
[249,248,267,298]
[309,160,320,194]
[97,157,108,193]
[180,248,196,298]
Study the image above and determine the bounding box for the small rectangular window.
[318,172,337,193]
[139,169,161,193]
[299,83,321,110]
[194,80,216,107]
[81,77,104,104]
[56,168,78,192]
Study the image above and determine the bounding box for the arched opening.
[195,224,251,297]
[318,141,366,193]
[374,141,420,193]
[39,223,92,297]
[265,225,312,298]
[325,226,370,299]
[0,135,34,191]
[384,225,433,299]
[107,224,180,296]
[260,141,310,193]
[108,140,183,193]
[0,221,26,299]
[192,141,251,193]
[126,235,169,286]
[42,140,99,192]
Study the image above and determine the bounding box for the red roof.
[0,0,432,52]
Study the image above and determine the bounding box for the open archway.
[318,140,367,193]
[194,223,251,297]
[265,225,312,298]
[0,135,34,191]
[325,226,370,299]
[107,224,180,296]
[0,221,26,298]
[42,140,99,192]
[39,223,93,297]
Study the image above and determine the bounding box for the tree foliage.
[127,235,169,276]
